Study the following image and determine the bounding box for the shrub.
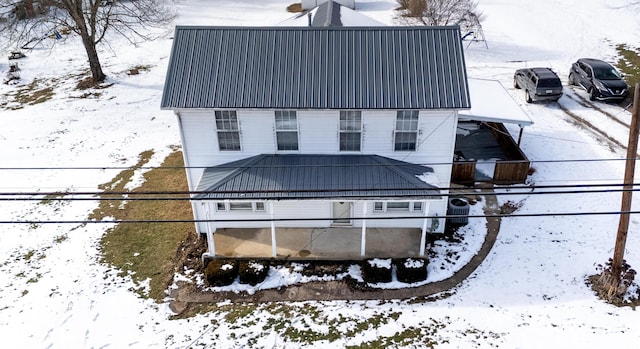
[394,257,428,283]
[362,258,392,283]
[238,260,270,286]
[204,259,238,287]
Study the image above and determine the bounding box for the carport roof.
[194,154,440,200]
[461,78,534,126]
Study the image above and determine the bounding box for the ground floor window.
[372,201,423,212]
[214,201,266,212]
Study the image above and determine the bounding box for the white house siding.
[177,109,457,233]
[203,200,435,230]
[297,111,338,153]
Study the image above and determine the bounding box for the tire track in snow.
[564,88,630,128]
[555,103,626,152]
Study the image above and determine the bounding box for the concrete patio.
[213,227,426,259]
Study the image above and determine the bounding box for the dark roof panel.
[312,0,342,27]
[194,154,440,200]
[161,26,470,110]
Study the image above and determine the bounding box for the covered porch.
[212,227,424,259]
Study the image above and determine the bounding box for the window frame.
[372,201,423,212]
[215,201,267,212]
[394,110,419,151]
[215,110,241,151]
[274,110,299,151]
[339,111,362,152]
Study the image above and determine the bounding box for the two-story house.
[161,26,470,259]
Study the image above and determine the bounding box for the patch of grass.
[286,3,302,12]
[127,65,152,75]
[3,78,55,109]
[40,192,67,205]
[616,44,640,104]
[23,249,36,261]
[96,148,195,302]
[53,235,68,244]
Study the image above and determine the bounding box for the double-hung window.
[215,111,240,151]
[275,111,299,151]
[394,110,419,151]
[339,111,362,151]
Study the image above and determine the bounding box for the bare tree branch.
[0,0,176,83]
[395,0,483,28]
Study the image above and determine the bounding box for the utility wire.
[0,156,638,170]
[0,182,639,200]
[2,209,639,224]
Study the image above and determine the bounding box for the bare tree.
[0,0,175,83]
[395,0,482,27]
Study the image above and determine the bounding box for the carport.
[454,78,534,184]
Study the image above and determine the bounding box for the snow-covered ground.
[1,0,640,347]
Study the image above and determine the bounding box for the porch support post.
[270,201,277,257]
[361,202,367,256]
[517,126,524,146]
[204,202,216,256]
[420,201,428,256]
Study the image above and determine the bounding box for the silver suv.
[514,67,563,103]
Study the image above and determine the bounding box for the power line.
[2,209,639,224]
[0,156,637,171]
[0,182,639,201]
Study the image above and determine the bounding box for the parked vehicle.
[568,58,629,101]
[513,67,563,103]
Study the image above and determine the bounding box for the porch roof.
[194,154,440,200]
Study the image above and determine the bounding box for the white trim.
[361,202,367,256]
[270,201,277,257]
[175,111,201,235]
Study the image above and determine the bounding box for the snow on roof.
[277,1,385,27]
[460,78,534,126]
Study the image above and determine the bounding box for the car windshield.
[593,66,622,80]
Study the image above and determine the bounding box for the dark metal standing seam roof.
[312,0,343,27]
[194,154,440,200]
[160,26,470,110]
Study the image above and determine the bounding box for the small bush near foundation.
[204,259,238,287]
[362,258,392,283]
[238,260,270,286]
[394,258,428,283]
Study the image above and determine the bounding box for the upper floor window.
[275,111,299,151]
[395,110,419,151]
[339,111,362,151]
[215,111,240,151]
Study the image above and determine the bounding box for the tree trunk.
[81,34,106,83]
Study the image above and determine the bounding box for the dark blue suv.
[569,58,629,101]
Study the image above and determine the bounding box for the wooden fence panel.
[452,161,476,184]
[493,161,530,184]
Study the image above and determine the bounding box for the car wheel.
[525,90,532,103]
[514,77,520,89]
[589,88,597,101]
[568,73,575,86]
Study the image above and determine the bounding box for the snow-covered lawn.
[1,0,640,347]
